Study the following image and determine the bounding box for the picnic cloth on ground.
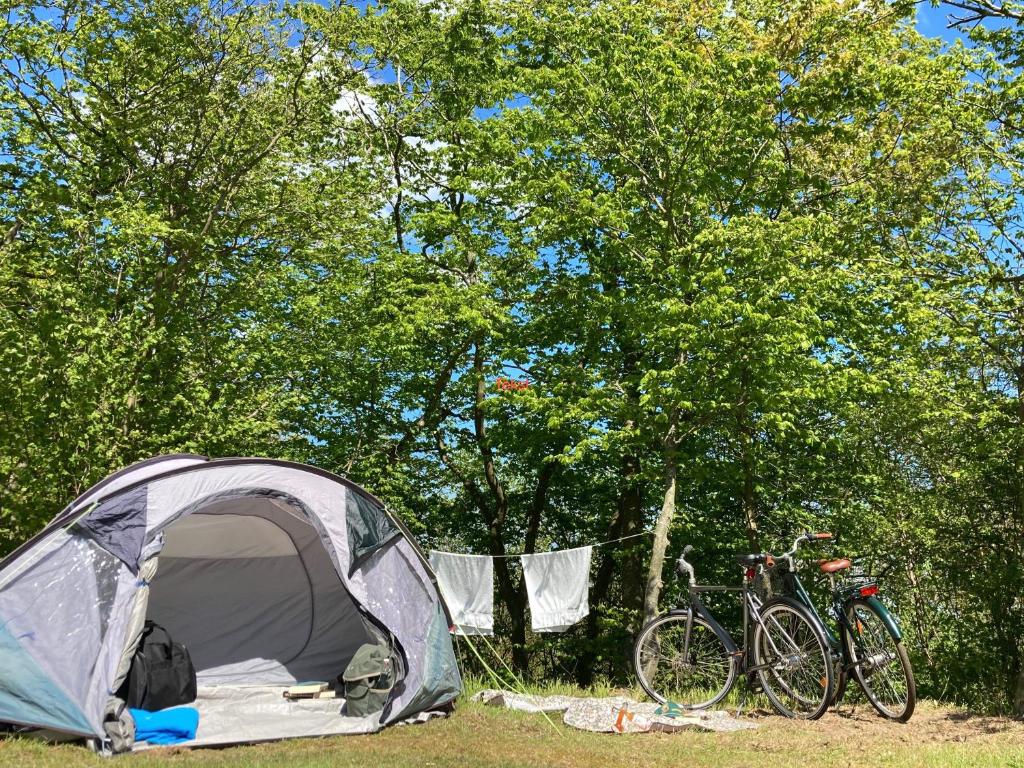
[129,706,199,745]
[520,546,592,632]
[654,701,686,718]
[429,551,494,636]
[472,690,757,734]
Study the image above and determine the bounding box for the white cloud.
[332,88,379,122]
[403,135,449,153]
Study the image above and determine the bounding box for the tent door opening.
[131,492,395,745]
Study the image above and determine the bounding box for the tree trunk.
[1013,367,1024,717]
[434,426,530,674]
[1014,667,1024,718]
[618,452,645,616]
[493,556,529,674]
[525,461,556,555]
[508,460,557,676]
[574,452,645,686]
[577,505,626,686]
[469,341,531,674]
[737,363,760,551]
[436,350,561,677]
[644,425,678,624]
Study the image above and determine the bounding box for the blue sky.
[918,2,959,39]
[917,1,1017,46]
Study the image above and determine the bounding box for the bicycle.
[766,532,916,722]
[633,544,836,719]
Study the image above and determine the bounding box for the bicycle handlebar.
[780,531,833,569]
[676,545,696,587]
[677,533,832,585]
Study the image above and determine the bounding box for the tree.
[0,0,379,547]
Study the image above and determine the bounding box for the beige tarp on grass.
[472,690,758,734]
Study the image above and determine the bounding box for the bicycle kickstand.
[735,686,748,719]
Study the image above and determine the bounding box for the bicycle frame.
[674,574,802,678]
[782,569,841,650]
[784,565,904,677]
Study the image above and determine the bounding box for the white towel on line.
[429,551,494,636]
[520,546,593,632]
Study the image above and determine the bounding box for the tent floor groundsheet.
[134,685,381,749]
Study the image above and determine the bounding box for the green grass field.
[3,694,1024,768]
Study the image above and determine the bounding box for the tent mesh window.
[345,493,400,573]
[84,536,123,640]
[0,532,124,718]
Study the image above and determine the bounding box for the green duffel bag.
[342,641,396,717]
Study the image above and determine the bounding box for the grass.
[3,684,1024,768]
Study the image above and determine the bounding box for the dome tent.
[0,455,461,751]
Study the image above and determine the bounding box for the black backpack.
[121,621,197,711]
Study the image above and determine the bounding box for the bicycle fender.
[859,595,903,642]
[689,605,739,655]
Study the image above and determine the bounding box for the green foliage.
[1,0,1024,714]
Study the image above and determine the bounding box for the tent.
[0,455,461,751]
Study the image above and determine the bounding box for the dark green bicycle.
[765,533,916,722]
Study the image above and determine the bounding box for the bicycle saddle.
[735,553,772,567]
[819,558,852,574]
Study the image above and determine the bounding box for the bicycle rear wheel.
[753,597,835,719]
[843,598,916,721]
[634,612,736,709]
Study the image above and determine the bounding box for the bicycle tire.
[753,596,835,720]
[633,612,736,709]
[842,598,916,721]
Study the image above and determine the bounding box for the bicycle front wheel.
[634,612,736,709]
[753,597,835,719]
[843,598,916,721]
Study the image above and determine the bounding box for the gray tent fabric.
[74,486,148,573]
[148,502,374,684]
[0,620,93,735]
[0,456,462,751]
[61,456,208,521]
[390,602,461,722]
[345,492,401,574]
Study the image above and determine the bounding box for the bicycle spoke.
[635,614,734,708]
[756,602,831,718]
[847,602,912,719]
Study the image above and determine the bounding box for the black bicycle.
[766,533,916,722]
[633,545,836,719]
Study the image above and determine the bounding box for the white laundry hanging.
[520,546,593,632]
[429,551,494,636]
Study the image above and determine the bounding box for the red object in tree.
[495,377,530,391]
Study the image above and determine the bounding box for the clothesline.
[436,530,653,559]
[432,544,598,635]
[432,532,654,636]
